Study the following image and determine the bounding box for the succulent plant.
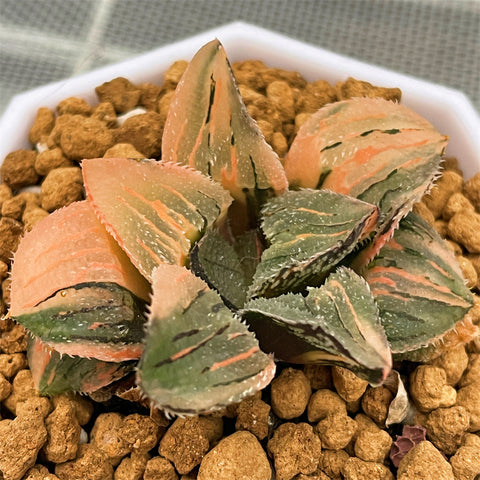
[9,39,474,416]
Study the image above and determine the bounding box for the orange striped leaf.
[243,267,392,385]
[137,264,275,415]
[83,157,232,281]
[362,212,474,355]
[162,39,288,231]
[249,189,378,298]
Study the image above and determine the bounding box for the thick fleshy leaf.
[284,98,447,257]
[82,157,232,280]
[15,282,146,362]
[249,189,378,298]
[10,200,150,317]
[28,336,135,395]
[161,39,288,230]
[242,267,392,385]
[189,229,250,309]
[137,264,275,416]
[362,212,474,354]
[233,229,263,282]
[285,97,445,189]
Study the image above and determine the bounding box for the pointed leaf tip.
[82,157,232,281]
[138,264,275,415]
[249,189,379,298]
[243,267,392,386]
[162,39,288,230]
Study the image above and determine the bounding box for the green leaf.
[161,39,288,231]
[284,97,447,260]
[28,336,135,395]
[82,157,232,280]
[242,267,392,385]
[189,229,250,309]
[15,282,147,362]
[10,200,150,317]
[137,264,275,416]
[232,229,263,283]
[362,212,474,355]
[249,189,378,297]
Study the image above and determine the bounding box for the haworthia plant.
[242,267,392,385]
[28,336,135,395]
[82,157,232,280]
[249,189,379,298]
[161,38,288,230]
[137,264,275,416]
[9,39,475,416]
[362,212,474,354]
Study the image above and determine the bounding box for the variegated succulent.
[9,39,475,416]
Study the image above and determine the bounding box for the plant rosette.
[6,35,478,418]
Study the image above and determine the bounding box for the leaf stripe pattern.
[285,97,443,188]
[242,267,392,385]
[154,323,231,367]
[28,336,135,395]
[249,189,378,297]
[10,200,150,316]
[137,264,275,416]
[82,158,232,281]
[189,229,251,309]
[284,97,447,259]
[15,282,147,362]
[161,39,288,230]
[362,212,473,354]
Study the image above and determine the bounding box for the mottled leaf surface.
[242,267,392,385]
[393,315,480,363]
[83,157,232,280]
[233,229,263,282]
[161,39,288,228]
[10,200,150,317]
[137,264,275,415]
[285,97,445,189]
[15,282,146,362]
[249,189,378,297]
[363,212,474,354]
[284,98,447,259]
[28,336,135,395]
[189,229,249,309]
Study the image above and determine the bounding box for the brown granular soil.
[0,58,480,480]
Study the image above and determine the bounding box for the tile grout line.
[72,0,119,74]
[0,24,135,64]
[0,26,88,60]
